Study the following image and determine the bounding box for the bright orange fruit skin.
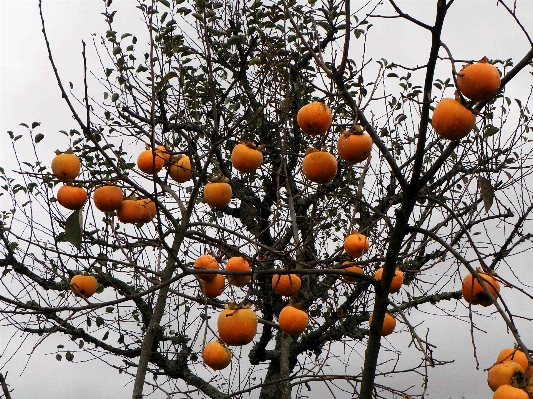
[487,361,525,392]
[51,153,81,181]
[225,257,251,287]
[218,308,257,346]
[461,272,500,307]
[457,61,501,102]
[297,101,332,136]
[204,182,232,208]
[337,133,373,164]
[57,185,87,210]
[432,98,476,140]
[202,341,231,370]
[271,274,301,296]
[302,151,337,184]
[374,267,404,294]
[93,185,124,212]
[70,275,98,298]
[231,144,263,173]
[278,305,309,335]
[493,385,529,399]
[344,233,369,258]
[369,312,396,336]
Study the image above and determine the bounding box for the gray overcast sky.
[1,1,533,398]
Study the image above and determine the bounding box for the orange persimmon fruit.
[297,101,332,136]
[457,58,501,102]
[302,148,337,184]
[432,98,476,141]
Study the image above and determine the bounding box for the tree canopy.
[1,0,533,398]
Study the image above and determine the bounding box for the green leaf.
[158,0,170,7]
[35,133,44,143]
[19,123,29,128]
[56,354,62,361]
[483,125,499,137]
[65,351,74,361]
[155,71,178,92]
[31,122,41,129]
[102,330,109,340]
[65,209,82,250]
[96,316,105,327]
[113,46,122,55]
[227,35,246,46]
[478,176,494,213]
[111,93,119,102]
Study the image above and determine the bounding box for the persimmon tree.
[1,0,533,398]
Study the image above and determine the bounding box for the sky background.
[1,1,533,398]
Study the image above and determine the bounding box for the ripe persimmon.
[457,58,501,102]
[93,185,124,212]
[56,185,87,210]
[194,254,219,281]
[487,361,525,392]
[218,305,257,346]
[301,148,337,184]
[202,341,231,370]
[337,128,373,164]
[342,262,363,283]
[432,98,476,140]
[369,312,396,336]
[70,274,98,298]
[117,199,143,223]
[493,385,529,399]
[202,273,225,298]
[204,181,232,208]
[51,151,81,181]
[137,148,165,174]
[271,273,301,296]
[155,145,171,166]
[138,198,156,223]
[462,272,500,307]
[374,267,404,294]
[225,256,251,287]
[297,101,332,136]
[343,231,369,258]
[497,349,530,372]
[231,142,263,173]
[278,305,309,335]
[168,155,193,183]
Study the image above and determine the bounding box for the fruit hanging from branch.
[369,312,396,336]
[271,273,301,296]
[217,304,258,346]
[202,273,225,298]
[297,101,332,136]
[51,149,81,181]
[56,184,87,210]
[301,147,337,184]
[278,305,309,335]
[343,231,369,258]
[194,254,219,281]
[342,262,364,283]
[168,155,193,183]
[204,176,232,208]
[231,142,263,173]
[116,198,144,224]
[202,341,231,370]
[374,267,404,294]
[431,98,476,140]
[337,126,373,164]
[93,185,124,212]
[456,57,501,102]
[225,256,251,287]
[461,272,500,307]
[70,274,98,298]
